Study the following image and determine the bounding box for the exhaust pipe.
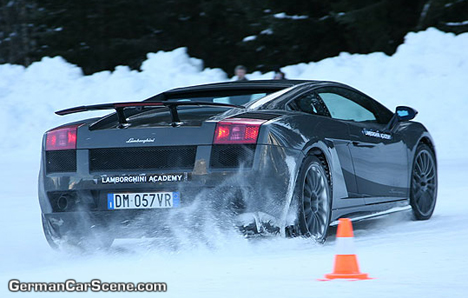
[56,195,69,211]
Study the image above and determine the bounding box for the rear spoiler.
[56,101,243,127]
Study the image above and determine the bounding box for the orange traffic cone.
[323,218,371,280]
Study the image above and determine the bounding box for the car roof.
[143,79,352,102]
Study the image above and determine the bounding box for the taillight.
[214,118,266,144]
[45,125,78,151]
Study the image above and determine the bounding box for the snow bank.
[0,28,467,160]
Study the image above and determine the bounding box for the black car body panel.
[38,80,436,241]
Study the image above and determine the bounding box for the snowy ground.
[1,157,467,297]
[1,28,468,297]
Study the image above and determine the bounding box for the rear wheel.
[410,144,437,220]
[294,155,332,243]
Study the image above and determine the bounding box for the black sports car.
[39,80,437,249]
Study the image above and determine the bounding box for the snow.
[1,28,468,297]
[260,28,273,35]
[242,35,257,42]
[445,20,468,26]
[274,12,309,20]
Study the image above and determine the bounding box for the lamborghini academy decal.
[100,173,190,184]
[362,128,392,140]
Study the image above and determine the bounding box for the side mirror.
[395,106,418,121]
[384,106,418,132]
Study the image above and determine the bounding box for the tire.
[294,155,332,243]
[42,214,113,252]
[410,143,437,220]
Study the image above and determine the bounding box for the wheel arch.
[419,136,436,156]
[302,141,344,202]
[411,132,438,170]
[305,146,331,186]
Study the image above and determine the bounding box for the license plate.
[107,192,180,210]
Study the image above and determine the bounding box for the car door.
[316,87,409,202]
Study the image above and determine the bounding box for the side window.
[318,92,376,122]
[292,93,330,117]
[295,94,318,114]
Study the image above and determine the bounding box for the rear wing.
[56,101,243,127]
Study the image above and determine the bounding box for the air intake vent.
[89,146,197,172]
[46,150,77,173]
[231,113,279,120]
[210,145,256,168]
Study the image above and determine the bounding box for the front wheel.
[410,144,437,220]
[294,155,332,243]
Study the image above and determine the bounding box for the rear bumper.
[39,144,304,238]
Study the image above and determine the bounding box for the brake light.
[214,118,266,144]
[46,125,78,151]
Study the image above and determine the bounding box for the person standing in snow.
[273,66,286,80]
[234,65,248,81]
[273,70,286,80]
